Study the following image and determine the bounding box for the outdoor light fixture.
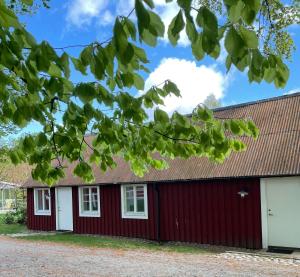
[237,189,249,198]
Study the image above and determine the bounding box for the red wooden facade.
[27,188,56,231]
[27,178,262,249]
[72,185,157,239]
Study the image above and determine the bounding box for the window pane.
[136,198,144,212]
[83,188,89,202]
[136,186,145,212]
[125,187,134,212]
[126,198,134,212]
[126,187,134,198]
[136,186,144,198]
[91,189,98,211]
[37,190,43,210]
[44,190,50,211]
[3,189,10,200]
[83,201,89,211]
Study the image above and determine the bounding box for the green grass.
[0,214,27,234]
[19,233,214,254]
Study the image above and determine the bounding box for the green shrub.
[3,207,27,225]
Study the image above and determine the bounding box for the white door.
[56,187,73,231]
[266,177,300,248]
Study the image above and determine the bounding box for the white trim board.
[260,179,268,249]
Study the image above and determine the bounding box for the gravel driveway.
[0,236,299,277]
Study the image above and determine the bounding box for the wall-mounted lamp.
[237,189,249,198]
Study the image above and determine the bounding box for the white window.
[78,186,100,217]
[121,184,148,219]
[34,188,51,216]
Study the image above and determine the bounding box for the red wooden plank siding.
[26,178,262,249]
[72,184,157,240]
[27,188,56,231]
[159,179,262,249]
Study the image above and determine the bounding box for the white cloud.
[66,0,108,27]
[284,88,300,95]
[99,10,114,26]
[116,0,135,16]
[144,58,228,115]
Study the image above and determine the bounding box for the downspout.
[154,183,161,244]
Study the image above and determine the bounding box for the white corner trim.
[34,188,51,216]
[55,187,58,230]
[78,186,101,217]
[260,178,268,249]
[121,184,148,220]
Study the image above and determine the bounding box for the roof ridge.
[213,92,300,112]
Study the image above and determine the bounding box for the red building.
[24,93,300,250]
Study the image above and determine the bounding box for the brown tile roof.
[24,93,300,188]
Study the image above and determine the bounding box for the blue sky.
[20,0,300,132]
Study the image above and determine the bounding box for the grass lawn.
[0,214,27,234]
[19,233,214,254]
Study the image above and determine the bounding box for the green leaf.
[185,14,197,43]
[74,83,98,103]
[228,0,244,23]
[124,18,137,40]
[133,73,145,90]
[140,29,157,46]
[22,0,33,5]
[0,2,21,28]
[229,120,242,135]
[167,10,185,46]
[37,133,48,147]
[59,52,70,78]
[191,33,205,60]
[80,46,93,66]
[22,136,35,154]
[48,63,62,78]
[133,45,149,63]
[247,120,259,139]
[196,107,213,122]
[148,10,165,37]
[239,26,258,49]
[196,7,218,54]
[114,18,132,64]
[154,108,169,124]
[135,0,150,37]
[71,57,87,75]
[74,161,94,183]
[177,0,192,10]
[241,0,260,25]
[143,0,154,8]
[163,80,180,97]
[225,27,245,58]
[196,6,218,36]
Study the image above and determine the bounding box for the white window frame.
[34,188,51,216]
[78,186,100,217]
[121,184,148,219]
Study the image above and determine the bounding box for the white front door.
[56,187,73,231]
[265,177,300,248]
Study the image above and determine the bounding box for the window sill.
[122,213,148,220]
[79,212,101,218]
[34,211,51,216]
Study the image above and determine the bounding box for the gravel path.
[0,236,300,277]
